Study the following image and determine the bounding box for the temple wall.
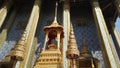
[0,1,106,68]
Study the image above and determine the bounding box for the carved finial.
[54,2,58,21]
[48,1,59,26]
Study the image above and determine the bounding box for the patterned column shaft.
[23,0,41,67]
[92,1,119,68]
[11,0,39,60]
[63,1,70,68]
[0,0,13,28]
[12,0,42,68]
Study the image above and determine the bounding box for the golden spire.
[66,25,79,59]
[66,25,79,68]
[81,36,92,58]
[11,31,27,60]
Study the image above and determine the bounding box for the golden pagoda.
[66,25,80,68]
[76,36,100,68]
[34,1,64,68]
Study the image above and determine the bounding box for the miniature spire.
[11,31,27,60]
[66,25,80,68]
[66,25,79,59]
[81,36,92,58]
[81,36,89,53]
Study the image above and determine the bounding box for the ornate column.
[0,0,13,28]
[23,0,41,67]
[92,1,119,68]
[63,0,71,68]
[11,0,42,68]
